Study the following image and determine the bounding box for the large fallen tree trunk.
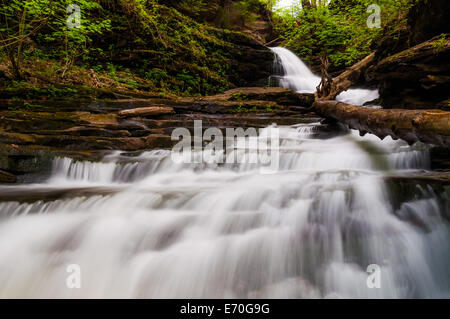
[312,100,450,147]
[316,52,376,101]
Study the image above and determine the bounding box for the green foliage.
[0,0,271,96]
[0,0,111,77]
[274,0,413,68]
[40,0,111,65]
[122,0,257,94]
[232,103,258,113]
[4,80,79,99]
[432,33,447,52]
[230,90,249,101]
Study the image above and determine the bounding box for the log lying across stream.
[316,52,376,101]
[312,100,450,147]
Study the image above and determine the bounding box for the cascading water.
[270,47,321,93]
[270,47,380,106]
[0,48,449,299]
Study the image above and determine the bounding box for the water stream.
[270,46,380,105]
[0,48,448,298]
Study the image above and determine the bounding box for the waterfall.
[0,48,448,299]
[270,47,380,106]
[270,47,321,94]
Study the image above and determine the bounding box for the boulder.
[408,0,450,46]
[367,35,450,109]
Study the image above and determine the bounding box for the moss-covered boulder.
[367,35,450,109]
[408,0,450,46]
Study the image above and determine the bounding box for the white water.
[0,48,449,298]
[270,47,380,106]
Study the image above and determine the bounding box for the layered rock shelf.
[0,87,318,182]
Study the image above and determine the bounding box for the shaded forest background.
[0,0,448,100]
[0,0,278,99]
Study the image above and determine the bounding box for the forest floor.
[0,54,178,103]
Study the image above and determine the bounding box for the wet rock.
[230,50,274,87]
[217,32,274,87]
[76,113,118,126]
[19,127,132,138]
[169,87,314,114]
[118,106,175,118]
[372,25,410,63]
[385,171,450,223]
[367,35,450,109]
[363,98,381,106]
[0,87,321,179]
[430,146,450,170]
[210,87,315,107]
[0,170,16,183]
[0,131,37,145]
[0,185,122,202]
[109,120,149,131]
[312,122,349,140]
[408,0,450,46]
[0,144,54,182]
[173,100,282,114]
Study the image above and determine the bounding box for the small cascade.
[270,47,380,106]
[270,47,321,93]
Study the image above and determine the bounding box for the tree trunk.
[312,100,450,147]
[6,48,21,80]
[316,53,333,98]
[316,52,376,101]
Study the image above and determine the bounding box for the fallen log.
[118,106,174,118]
[316,52,376,101]
[312,100,450,147]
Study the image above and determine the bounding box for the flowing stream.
[0,48,449,298]
[270,47,380,104]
